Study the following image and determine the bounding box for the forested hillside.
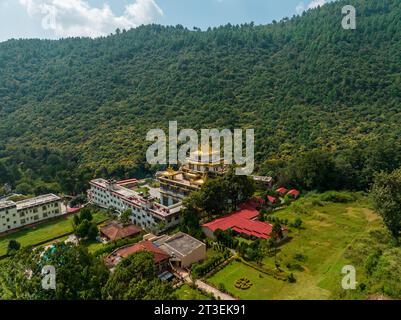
[0,0,400,195]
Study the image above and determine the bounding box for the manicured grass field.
[0,211,109,255]
[175,284,210,300]
[208,197,383,300]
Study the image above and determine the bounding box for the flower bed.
[234,278,253,290]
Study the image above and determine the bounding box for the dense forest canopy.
[0,0,400,194]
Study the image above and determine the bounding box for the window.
[19,212,25,218]
[34,215,39,221]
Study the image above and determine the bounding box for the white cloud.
[296,0,327,14]
[18,0,163,38]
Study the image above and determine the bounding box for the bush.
[364,250,382,275]
[287,273,296,283]
[286,261,304,272]
[318,191,356,203]
[7,240,21,256]
[293,253,307,262]
[291,217,303,229]
[191,253,226,278]
[93,233,144,257]
[370,248,401,298]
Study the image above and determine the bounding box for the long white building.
[88,178,182,231]
[0,194,62,234]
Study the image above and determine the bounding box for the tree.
[272,222,284,241]
[0,245,109,300]
[102,251,175,300]
[73,208,98,240]
[69,195,87,208]
[371,168,401,243]
[120,209,132,225]
[79,208,93,222]
[223,167,255,210]
[7,240,21,256]
[199,177,227,216]
[292,217,303,229]
[270,223,284,268]
[278,150,339,191]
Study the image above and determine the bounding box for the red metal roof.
[287,189,300,197]
[267,196,277,203]
[202,200,274,239]
[67,206,82,214]
[276,187,288,194]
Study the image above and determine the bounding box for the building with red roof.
[67,205,82,214]
[276,187,288,195]
[105,240,170,272]
[267,196,277,204]
[287,189,300,198]
[100,221,142,242]
[202,199,287,240]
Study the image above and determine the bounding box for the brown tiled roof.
[100,222,141,241]
[105,241,170,267]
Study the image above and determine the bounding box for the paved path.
[175,269,235,300]
[194,279,236,300]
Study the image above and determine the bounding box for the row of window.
[91,188,180,228]
[1,209,60,231]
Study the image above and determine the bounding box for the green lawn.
[81,239,106,253]
[208,197,383,300]
[175,284,210,300]
[0,211,109,256]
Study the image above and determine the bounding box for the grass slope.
[208,196,383,300]
[175,284,211,300]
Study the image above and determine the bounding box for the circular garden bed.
[234,278,253,290]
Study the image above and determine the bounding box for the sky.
[0,0,334,42]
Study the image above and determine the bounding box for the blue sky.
[0,0,333,42]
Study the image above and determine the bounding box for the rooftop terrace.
[16,194,61,210]
[0,201,16,210]
[153,232,204,257]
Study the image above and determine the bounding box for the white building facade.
[0,194,62,234]
[88,179,182,231]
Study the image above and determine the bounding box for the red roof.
[106,241,170,266]
[276,187,288,194]
[267,196,277,203]
[100,222,142,241]
[287,189,300,197]
[67,206,82,214]
[202,201,274,239]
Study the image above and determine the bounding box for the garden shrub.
[287,273,296,283]
[318,191,356,203]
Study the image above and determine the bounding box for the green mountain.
[0,0,400,194]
